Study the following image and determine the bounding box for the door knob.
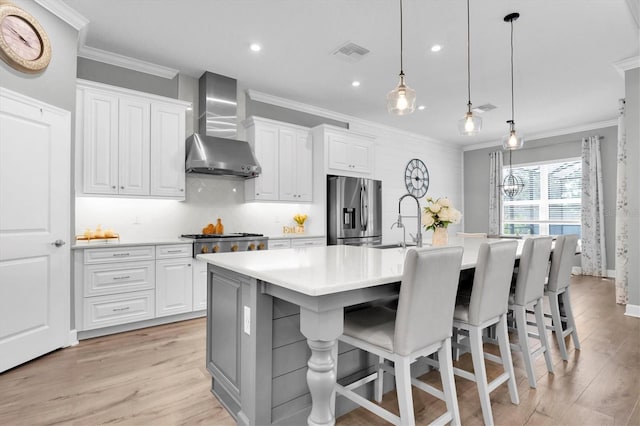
[52,239,66,247]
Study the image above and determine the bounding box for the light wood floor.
[1,275,638,425]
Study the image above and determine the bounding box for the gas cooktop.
[181,233,264,240]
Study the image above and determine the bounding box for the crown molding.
[246,89,454,150]
[613,55,640,76]
[34,0,89,30]
[462,118,619,152]
[78,45,179,79]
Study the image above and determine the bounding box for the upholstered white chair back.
[513,237,553,306]
[394,246,464,357]
[467,240,518,325]
[547,234,579,292]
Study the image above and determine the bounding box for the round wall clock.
[0,1,51,73]
[404,158,429,198]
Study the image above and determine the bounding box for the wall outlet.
[243,306,251,335]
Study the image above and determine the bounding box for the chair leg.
[534,297,554,374]
[395,357,415,426]
[497,314,520,405]
[469,326,494,426]
[452,327,460,361]
[438,338,461,426]
[514,305,536,388]
[374,356,384,403]
[563,287,581,351]
[549,292,568,361]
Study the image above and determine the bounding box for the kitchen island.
[198,240,525,426]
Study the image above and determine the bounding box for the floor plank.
[0,275,637,425]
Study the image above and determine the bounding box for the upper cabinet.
[312,125,375,178]
[76,80,189,200]
[244,116,312,202]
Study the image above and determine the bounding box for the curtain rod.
[486,135,603,155]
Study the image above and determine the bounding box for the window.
[502,158,581,237]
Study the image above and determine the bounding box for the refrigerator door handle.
[360,181,368,231]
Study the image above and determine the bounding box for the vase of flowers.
[422,197,462,246]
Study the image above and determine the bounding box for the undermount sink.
[371,243,417,249]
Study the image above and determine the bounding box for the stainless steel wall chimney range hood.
[185,72,261,178]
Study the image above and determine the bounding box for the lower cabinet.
[269,236,326,250]
[75,243,202,336]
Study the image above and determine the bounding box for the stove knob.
[201,246,209,254]
[258,243,265,250]
[248,243,256,251]
[231,244,239,252]
[213,245,220,253]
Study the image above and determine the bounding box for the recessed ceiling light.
[352,81,361,87]
[250,43,262,52]
[418,105,426,110]
[430,44,442,52]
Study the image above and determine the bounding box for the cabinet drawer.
[291,238,325,248]
[268,239,291,250]
[84,260,155,297]
[156,244,192,259]
[83,290,155,330]
[84,246,155,264]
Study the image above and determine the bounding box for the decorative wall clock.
[0,1,51,73]
[404,158,429,198]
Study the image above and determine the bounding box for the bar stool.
[508,236,554,388]
[545,234,580,361]
[336,246,464,426]
[451,240,519,426]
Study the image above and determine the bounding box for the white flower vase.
[432,227,449,246]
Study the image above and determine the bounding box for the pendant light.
[457,0,482,135]
[501,148,525,199]
[502,12,524,150]
[387,0,416,115]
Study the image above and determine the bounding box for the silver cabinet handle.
[113,275,130,280]
[112,253,130,257]
[167,250,182,253]
[112,185,116,189]
[112,306,130,312]
[52,239,66,247]
[121,186,125,189]
[180,189,184,192]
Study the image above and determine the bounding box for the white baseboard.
[625,304,640,318]
[67,329,79,346]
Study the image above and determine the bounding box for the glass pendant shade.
[458,111,482,135]
[387,74,416,115]
[502,121,524,149]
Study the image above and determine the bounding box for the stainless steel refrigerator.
[327,175,382,246]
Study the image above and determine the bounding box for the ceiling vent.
[332,41,370,62]
[472,103,497,114]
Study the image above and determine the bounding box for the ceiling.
[63,0,639,147]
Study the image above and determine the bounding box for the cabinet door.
[83,90,118,194]
[327,133,350,172]
[156,258,193,317]
[278,127,297,201]
[150,102,186,198]
[251,123,279,200]
[193,258,208,311]
[118,97,150,196]
[294,130,313,201]
[348,140,373,175]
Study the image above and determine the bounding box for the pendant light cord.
[510,17,515,124]
[399,0,404,75]
[466,0,471,108]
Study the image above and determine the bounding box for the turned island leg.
[300,307,343,426]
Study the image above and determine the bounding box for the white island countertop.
[197,237,526,297]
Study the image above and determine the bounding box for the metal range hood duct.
[185,72,260,178]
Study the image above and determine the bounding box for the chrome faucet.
[398,194,423,248]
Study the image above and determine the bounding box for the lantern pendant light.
[502,12,524,149]
[387,0,416,115]
[457,0,482,135]
[501,148,525,199]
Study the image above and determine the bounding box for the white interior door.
[0,88,71,373]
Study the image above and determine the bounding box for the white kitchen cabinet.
[269,236,325,250]
[312,125,375,178]
[244,116,312,202]
[155,257,193,317]
[76,80,189,199]
[192,258,208,311]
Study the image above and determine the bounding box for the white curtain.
[488,151,503,236]
[615,99,629,304]
[581,135,607,277]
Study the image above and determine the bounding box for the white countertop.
[72,237,194,250]
[197,237,526,297]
